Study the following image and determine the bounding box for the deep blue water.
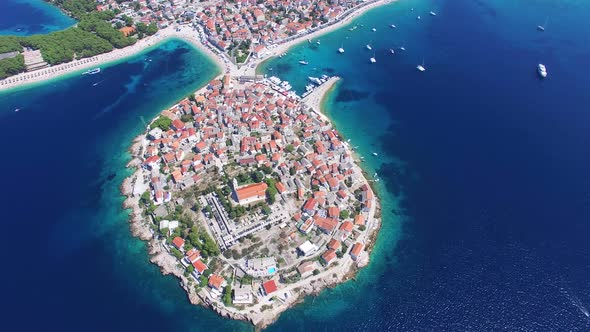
[0,0,75,36]
[1,0,590,331]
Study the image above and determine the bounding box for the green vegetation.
[339,210,350,219]
[0,1,152,79]
[313,269,320,276]
[0,54,24,79]
[223,285,232,306]
[150,116,172,130]
[265,177,278,204]
[187,226,220,258]
[285,144,295,153]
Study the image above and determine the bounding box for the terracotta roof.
[192,260,207,274]
[350,242,364,257]
[208,274,224,290]
[262,280,277,294]
[235,182,268,201]
[172,237,185,249]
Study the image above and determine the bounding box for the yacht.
[82,68,101,75]
[390,48,395,54]
[366,44,373,50]
[316,40,321,45]
[372,152,379,156]
[400,46,406,51]
[416,58,426,72]
[308,76,322,85]
[390,24,397,28]
[372,27,377,32]
[338,47,345,53]
[370,55,376,63]
[299,60,309,65]
[429,11,437,16]
[537,63,547,78]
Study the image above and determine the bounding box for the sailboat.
[372,27,377,32]
[537,63,548,78]
[299,59,309,65]
[429,11,437,16]
[316,40,321,45]
[416,58,426,72]
[338,42,345,53]
[390,24,397,28]
[366,43,373,50]
[390,48,395,54]
[370,53,376,63]
[537,17,548,31]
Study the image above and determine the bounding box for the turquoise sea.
[0,0,75,36]
[2,0,590,331]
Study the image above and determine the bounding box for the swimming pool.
[268,267,276,274]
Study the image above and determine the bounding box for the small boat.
[417,16,421,20]
[390,48,395,54]
[370,56,376,63]
[429,11,437,16]
[308,38,312,43]
[417,58,426,72]
[14,108,20,112]
[372,152,379,156]
[366,44,373,50]
[299,60,309,65]
[537,63,547,78]
[400,46,406,51]
[390,24,396,28]
[372,28,377,32]
[338,47,345,53]
[82,68,101,75]
[316,40,321,45]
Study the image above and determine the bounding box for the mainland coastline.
[0,0,392,92]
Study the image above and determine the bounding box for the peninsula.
[122,72,381,328]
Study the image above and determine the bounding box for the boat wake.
[560,287,590,318]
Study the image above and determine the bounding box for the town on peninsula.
[0,0,385,328]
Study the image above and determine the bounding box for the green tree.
[150,116,172,130]
[339,210,350,219]
[223,285,232,306]
[285,144,294,153]
[136,22,148,33]
[146,23,159,36]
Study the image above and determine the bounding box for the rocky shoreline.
[120,129,382,328]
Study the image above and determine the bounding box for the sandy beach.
[0,26,226,92]
[0,0,392,91]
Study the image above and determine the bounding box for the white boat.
[417,58,426,72]
[338,47,345,53]
[316,40,321,45]
[417,16,421,20]
[308,38,312,43]
[390,48,395,54]
[429,11,437,16]
[390,24,396,28]
[308,76,322,85]
[372,28,377,32]
[400,46,406,51]
[366,44,372,50]
[14,108,20,112]
[372,152,378,156]
[537,63,547,78]
[299,60,309,65]
[370,56,376,63]
[82,68,101,75]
